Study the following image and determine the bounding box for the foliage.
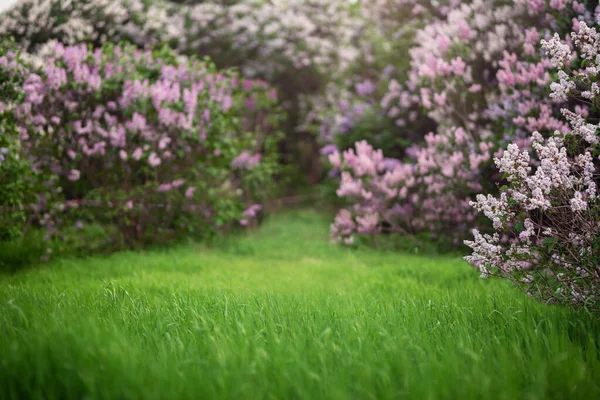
[0,38,39,241]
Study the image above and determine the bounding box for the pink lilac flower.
[243,204,262,218]
[185,187,196,198]
[68,169,80,181]
[132,147,143,161]
[158,183,172,192]
[231,151,261,169]
[148,152,161,167]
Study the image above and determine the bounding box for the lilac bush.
[171,0,363,182]
[8,42,282,249]
[0,38,41,240]
[465,21,600,311]
[0,0,130,52]
[327,0,598,248]
[0,0,361,99]
[1,0,363,187]
[302,1,439,156]
[330,128,492,247]
[175,0,360,80]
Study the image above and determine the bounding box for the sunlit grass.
[1,210,599,399]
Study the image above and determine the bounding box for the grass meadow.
[1,210,599,399]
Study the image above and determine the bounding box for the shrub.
[0,0,130,52]
[0,38,40,241]
[9,41,282,250]
[465,21,600,311]
[303,0,440,157]
[0,0,363,187]
[326,0,596,248]
[171,0,364,184]
[329,128,491,248]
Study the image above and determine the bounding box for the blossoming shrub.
[305,0,441,157]
[10,42,282,249]
[327,0,598,248]
[1,0,362,102]
[173,0,364,184]
[0,0,130,53]
[0,38,41,241]
[375,0,591,142]
[330,127,493,247]
[1,0,363,187]
[174,0,360,80]
[465,22,600,311]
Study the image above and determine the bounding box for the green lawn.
[1,210,599,399]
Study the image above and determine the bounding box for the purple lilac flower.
[68,169,81,181]
[185,187,196,198]
[355,80,375,97]
[231,151,261,169]
[381,158,402,171]
[148,152,161,167]
[243,204,262,218]
[158,183,172,192]
[320,144,339,156]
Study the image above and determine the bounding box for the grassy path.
[1,210,599,399]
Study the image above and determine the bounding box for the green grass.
[1,210,599,399]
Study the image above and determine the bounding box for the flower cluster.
[330,127,492,246]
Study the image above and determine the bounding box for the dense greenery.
[0,38,37,240]
[1,211,599,399]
